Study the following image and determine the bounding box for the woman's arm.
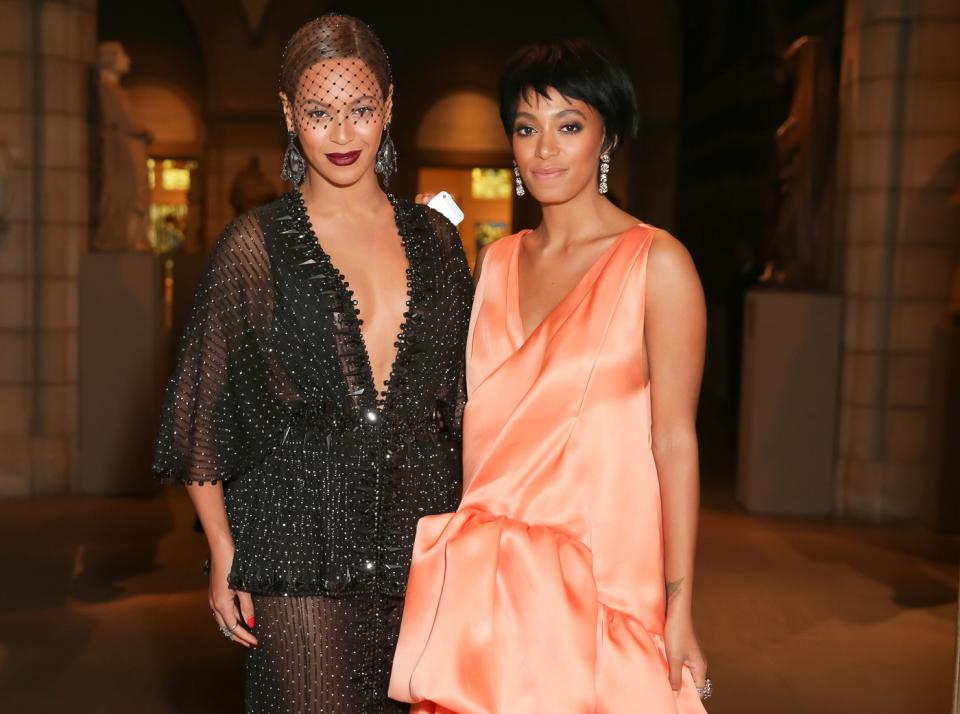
[644,230,707,690]
[154,214,275,648]
[187,483,258,648]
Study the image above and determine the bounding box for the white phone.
[427,191,465,226]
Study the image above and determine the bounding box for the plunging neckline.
[294,190,413,414]
[509,226,635,346]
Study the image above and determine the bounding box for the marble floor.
[0,487,956,713]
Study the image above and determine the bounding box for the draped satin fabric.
[389,226,707,713]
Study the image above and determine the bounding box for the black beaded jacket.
[154,191,473,598]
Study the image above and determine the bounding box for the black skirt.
[247,594,409,713]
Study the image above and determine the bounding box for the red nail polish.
[247,616,256,628]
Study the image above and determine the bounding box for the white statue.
[94,41,152,252]
[763,36,837,288]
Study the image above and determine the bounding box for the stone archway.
[177,0,316,246]
[415,90,513,267]
[416,91,509,154]
[126,82,205,158]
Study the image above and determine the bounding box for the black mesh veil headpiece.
[280,14,393,130]
[278,15,396,186]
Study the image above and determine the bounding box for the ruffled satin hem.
[389,509,706,714]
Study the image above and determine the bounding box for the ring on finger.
[696,678,713,700]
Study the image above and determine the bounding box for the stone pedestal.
[737,289,843,515]
[78,252,164,495]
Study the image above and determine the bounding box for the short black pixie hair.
[498,40,639,153]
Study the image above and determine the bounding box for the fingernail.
[247,616,256,628]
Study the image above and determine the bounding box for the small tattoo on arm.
[666,578,684,601]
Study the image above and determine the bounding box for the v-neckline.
[509,226,634,347]
[294,190,413,414]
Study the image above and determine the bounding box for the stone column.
[0,0,96,496]
[835,0,960,521]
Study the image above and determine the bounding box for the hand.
[208,546,258,648]
[414,192,436,205]
[664,609,707,693]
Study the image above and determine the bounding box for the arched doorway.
[127,82,205,257]
[416,90,514,268]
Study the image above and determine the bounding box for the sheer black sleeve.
[423,206,472,437]
[153,212,272,485]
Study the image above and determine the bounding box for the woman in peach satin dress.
[391,41,710,713]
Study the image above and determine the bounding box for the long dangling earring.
[599,152,610,195]
[375,122,397,187]
[513,161,525,197]
[281,130,305,186]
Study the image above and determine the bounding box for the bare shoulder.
[645,228,703,303]
[648,228,692,267]
[648,229,698,279]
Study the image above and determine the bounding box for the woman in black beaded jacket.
[153,15,472,713]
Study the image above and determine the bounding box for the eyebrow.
[514,108,587,122]
[300,95,380,109]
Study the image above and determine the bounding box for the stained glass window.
[475,221,508,249]
[160,160,192,191]
[147,158,199,255]
[471,168,512,200]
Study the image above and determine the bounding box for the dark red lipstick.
[325,150,361,166]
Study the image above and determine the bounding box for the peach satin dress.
[389,226,707,713]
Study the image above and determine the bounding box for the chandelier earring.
[599,152,611,195]
[513,161,525,197]
[281,130,305,186]
[375,122,397,186]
